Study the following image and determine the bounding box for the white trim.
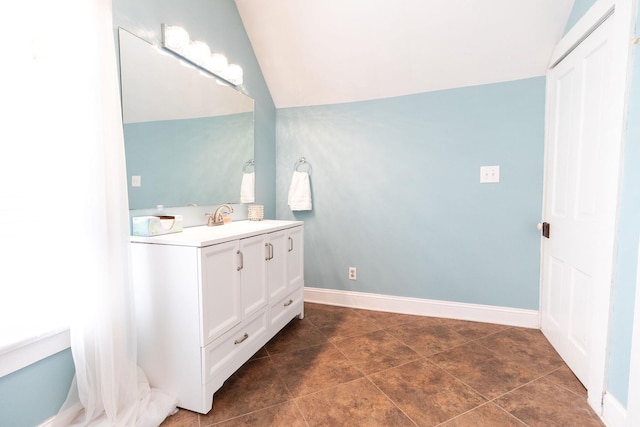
[549,0,615,67]
[0,328,70,378]
[602,393,627,427]
[304,287,539,329]
[627,238,640,427]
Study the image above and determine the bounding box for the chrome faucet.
[206,204,234,226]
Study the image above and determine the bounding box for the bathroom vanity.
[130,220,304,414]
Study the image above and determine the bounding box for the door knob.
[538,222,550,238]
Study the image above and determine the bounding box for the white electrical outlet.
[349,267,357,280]
[480,166,500,183]
[132,175,141,187]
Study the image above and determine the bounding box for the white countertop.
[130,220,303,248]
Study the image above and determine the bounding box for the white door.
[540,15,617,387]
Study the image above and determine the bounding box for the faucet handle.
[205,212,219,226]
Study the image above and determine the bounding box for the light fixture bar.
[161,24,243,86]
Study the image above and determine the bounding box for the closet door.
[540,15,617,389]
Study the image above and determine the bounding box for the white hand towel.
[288,171,312,211]
[240,172,255,203]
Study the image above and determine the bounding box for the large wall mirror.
[118,28,254,210]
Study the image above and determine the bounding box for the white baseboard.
[602,393,627,427]
[304,287,539,328]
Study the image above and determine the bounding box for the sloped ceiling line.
[235,0,574,108]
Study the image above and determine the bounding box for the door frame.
[627,240,640,426]
[542,0,635,414]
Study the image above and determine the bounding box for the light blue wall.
[0,349,74,427]
[276,78,545,309]
[606,5,640,409]
[0,2,273,426]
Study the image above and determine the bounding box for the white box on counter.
[132,215,183,237]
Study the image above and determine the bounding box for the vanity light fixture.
[187,41,211,66]
[161,24,243,86]
[206,53,229,75]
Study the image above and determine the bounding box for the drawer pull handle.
[265,243,274,261]
[237,250,243,271]
[234,333,249,345]
[284,299,294,307]
[288,236,293,252]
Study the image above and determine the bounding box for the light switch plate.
[132,175,141,187]
[480,166,500,183]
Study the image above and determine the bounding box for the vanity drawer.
[270,287,303,330]
[202,309,268,385]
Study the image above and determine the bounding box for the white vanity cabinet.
[130,220,304,414]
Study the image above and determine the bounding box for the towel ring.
[243,159,255,173]
[294,157,312,175]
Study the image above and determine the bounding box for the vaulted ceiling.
[235,0,574,108]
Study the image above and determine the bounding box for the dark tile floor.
[160,302,604,427]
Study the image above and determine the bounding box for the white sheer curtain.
[3,0,178,425]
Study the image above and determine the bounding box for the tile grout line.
[264,350,313,427]
[431,401,532,427]
[266,338,362,427]
[362,374,421,427]
[286,307,424,424]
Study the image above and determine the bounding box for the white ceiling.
[235,0,574,108]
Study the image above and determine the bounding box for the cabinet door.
[200,240,241,346]
[239,235,268,318]
[286,226,304,293]
[266,229,288,302]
